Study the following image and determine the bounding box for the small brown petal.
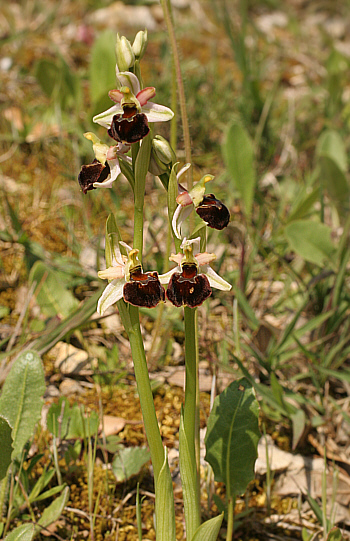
[196,194,230,230]
[123,269,165,308]
[166,264,212,307]
[78,159,110,194]
[108,113,150,144]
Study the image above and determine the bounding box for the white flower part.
[116,71,140,95]
[177,162,191,180]
[93,158,121,189]
[201,265,231,291]
[172,204,193,240]
[158,265,181,285]
[97,241,134,315]
[181,237,201,253]
[97,279,124,315]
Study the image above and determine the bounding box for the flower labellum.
[159,237,231,308]
[124,267,165,308]
[166,263,212,308]
[195,193,230,230]
[108,110,150,145]
[78,159,111,194]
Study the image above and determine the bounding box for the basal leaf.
[89,30,116,104]
[35,486,70,535]
[316,129,347,172]
[205,379,260,497]
[0,351,45,459]
[4,524,34,541]
[284,220,336,266]
[29,261,79,318]
[0,415,13,480]
[112,446,150,483]
[223,122,256,218]
[191,513,224,541]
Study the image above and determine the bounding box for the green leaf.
[327,527,343,541]
[179,411,198,541]
[4,524,34,541]
[155,447,176,541]
[223,122,256,217]
[35,59,59,99]
[112,447,150,483]
[47,397,99,440]
[318,156,349,203]
[284,220,336,266]
[35,486,70,535]
[316,129,347,172]
[89,30,116,104]
[291,409,306,450]
[29,261,79,318]
[0,415,13,480]
[0,351,45,459]
[205,379,260,497]
[191,513,224,541]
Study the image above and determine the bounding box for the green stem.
[183,306,201,531]
[226,496,235,541]
[117,301,164,483]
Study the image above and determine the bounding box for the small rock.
[60,378,84,396]
[51,342,90,374]
[88,2,157,31]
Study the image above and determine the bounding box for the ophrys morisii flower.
[97,241,165,315]
[93,71,174,145]
[159,237,231,308]
[78,132,130,194]
[172,164,230,239]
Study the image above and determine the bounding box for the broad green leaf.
[47,397,99,440]
[316,129,347,172]
[0,416,13,480]
[29,261,79,318]
[155,447,176,541]
[0,351,45,459]
[179,411,199,541]
[112,447,150,483]
[284,220,336,266]
[35,59,59,98]
[205,379,260,497]
[286,187,320,223]
[35,486,70,535]
[89,30,116,104]
[191,513,224,541]
[4,524,34,541]
[291,409,306,450]
[223,122,256,217]
[327,527,343,541]
[318,156,349,203]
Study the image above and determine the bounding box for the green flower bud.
[152,135,176,165]
[132,30,148,60]
[115,34,135,72]
[148,151,168,176]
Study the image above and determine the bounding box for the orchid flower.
[172,164,230,239]
[97,241,165,315]
[93,71,174,144]
[159,237,231,308]
[78,132,131,194]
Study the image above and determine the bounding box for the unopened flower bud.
[152,135,176,165]
[132,30,148,60]
[148,152,168,176]
[115,34,135,72]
